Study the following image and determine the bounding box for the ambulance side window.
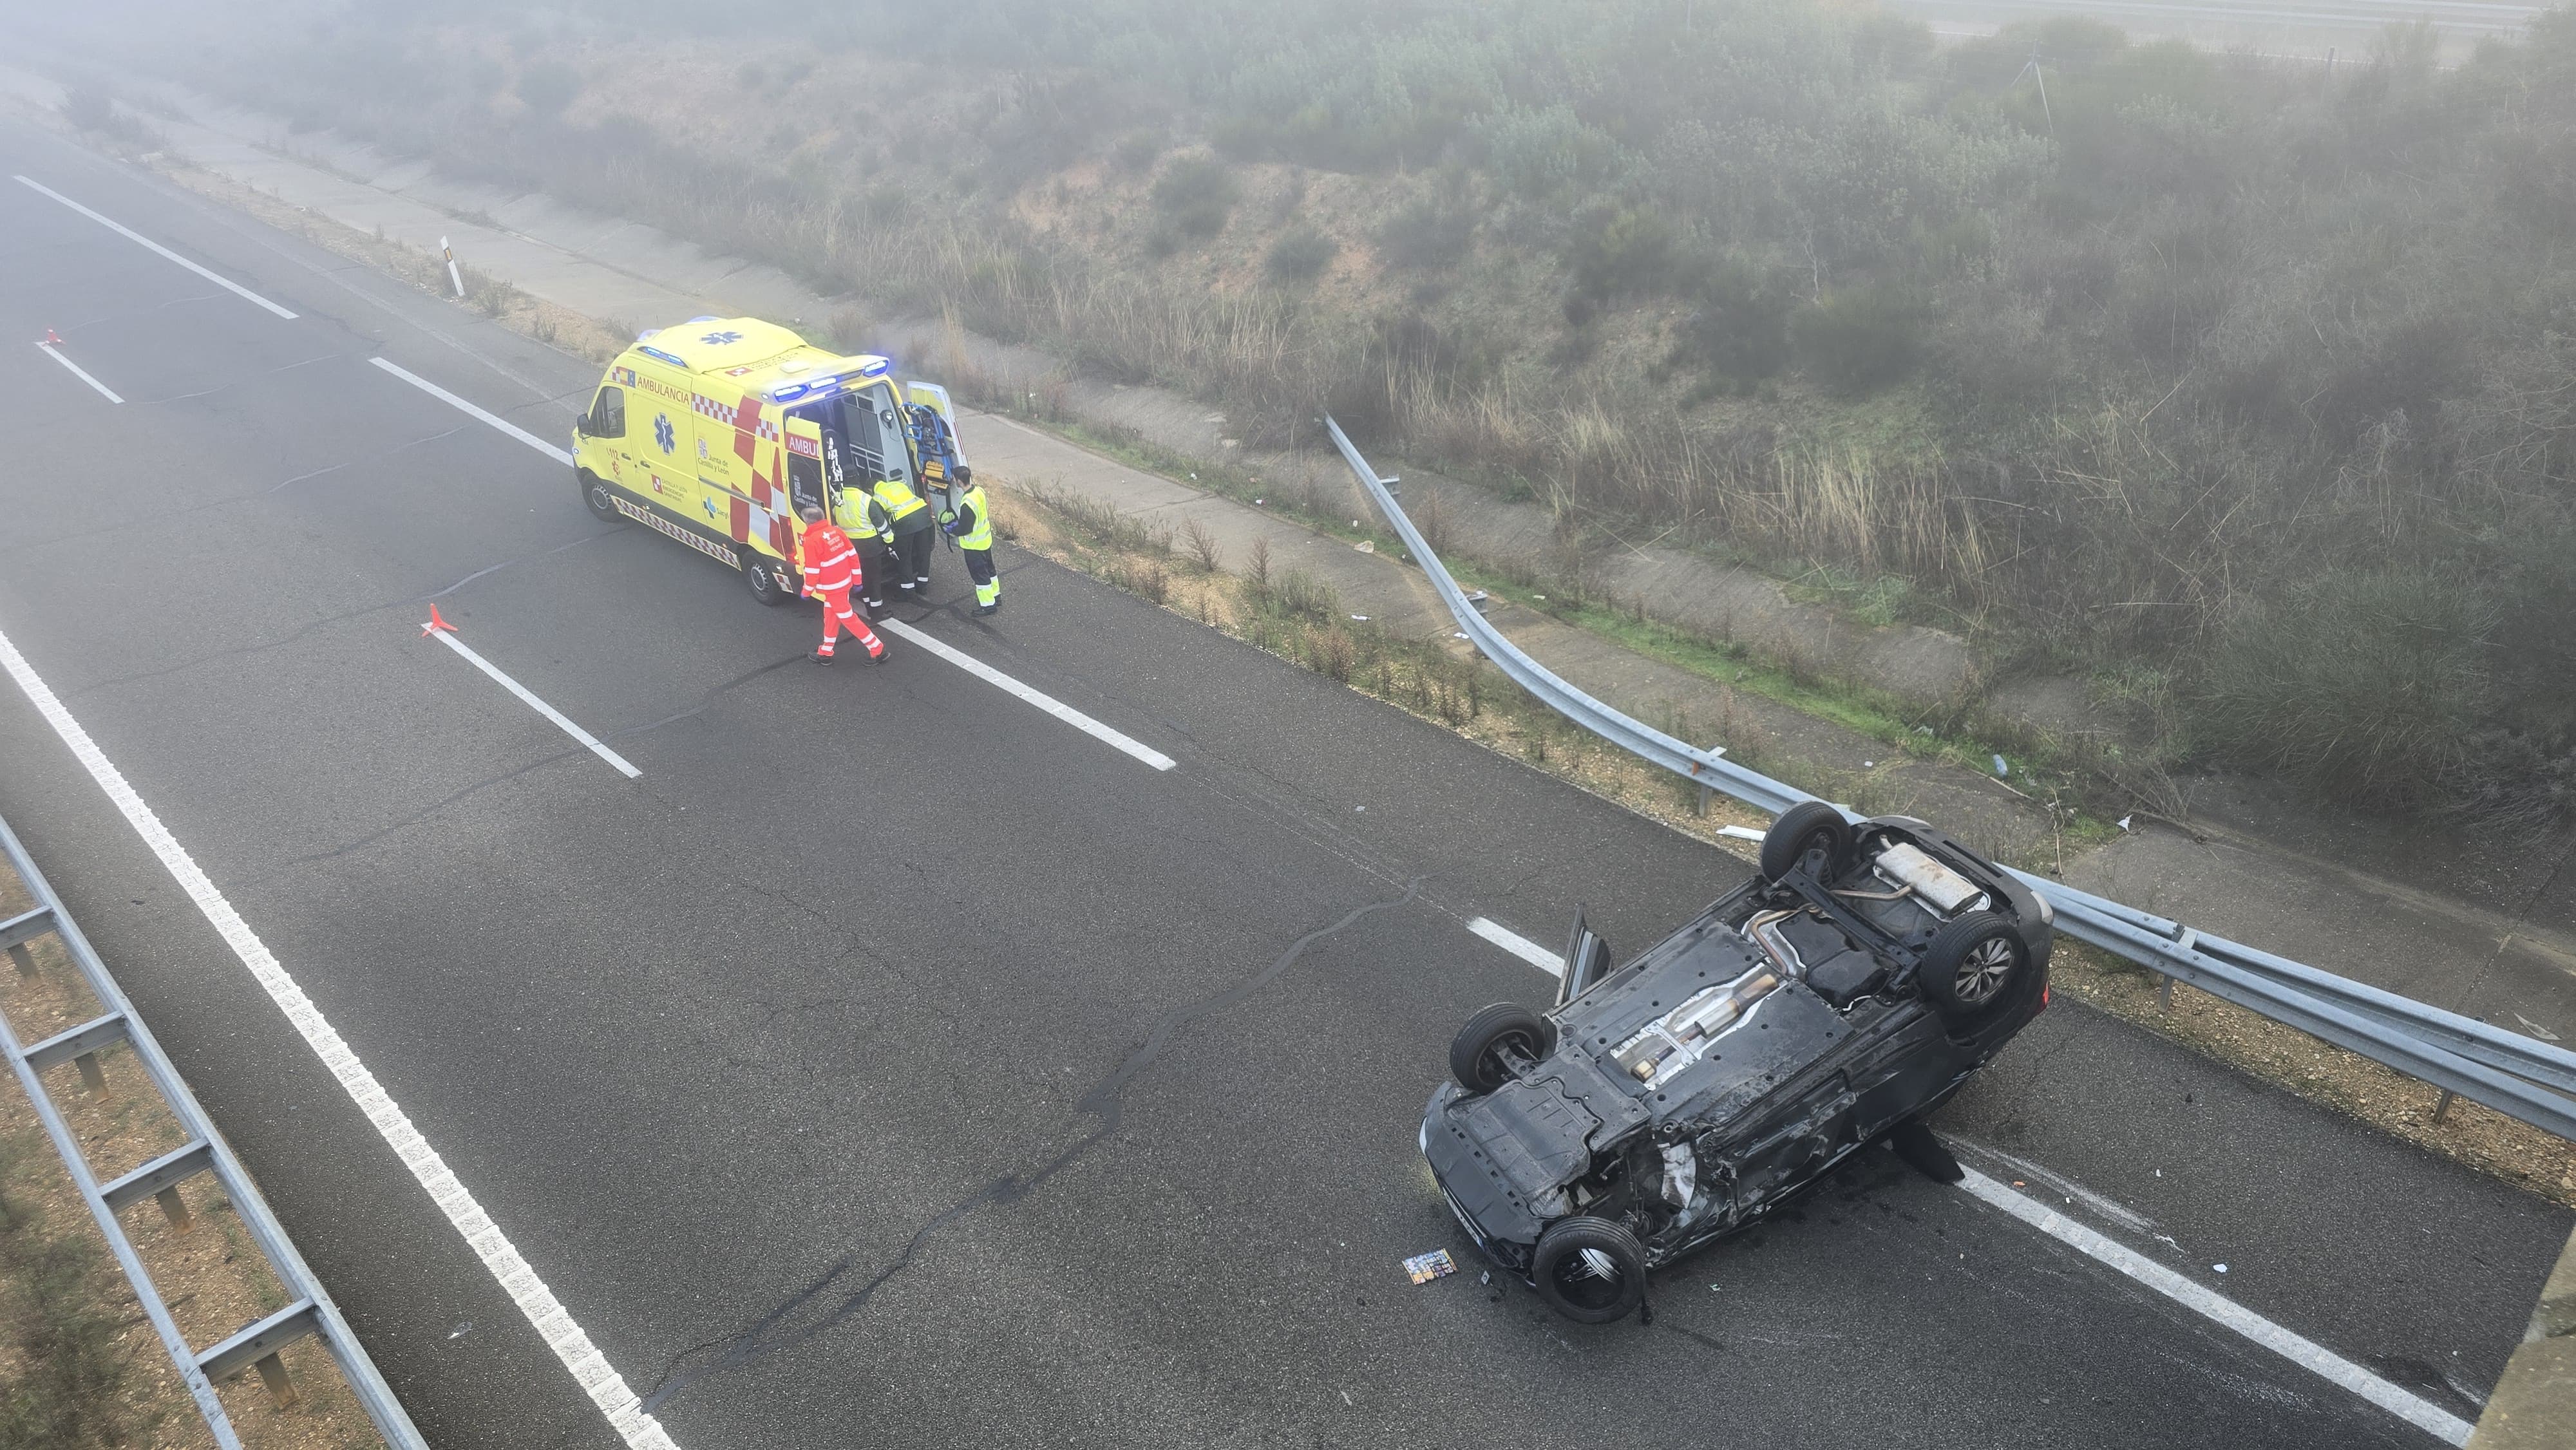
[587,386,627,438]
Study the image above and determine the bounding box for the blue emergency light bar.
[637,345,688,368]
[856,355,892,377]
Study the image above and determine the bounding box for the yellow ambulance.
[570,316,963,605]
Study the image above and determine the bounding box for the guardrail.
[1325,417,2576,1142]
[0,811,426,1449]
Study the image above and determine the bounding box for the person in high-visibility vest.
[797,504,887,665]
[869,473,937,607]
[941,466,1000,616]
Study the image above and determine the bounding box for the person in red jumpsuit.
[798,503,887,665]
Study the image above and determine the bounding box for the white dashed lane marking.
[35,340,122,403]
[14,174,301,319]
[0,624,681,1450]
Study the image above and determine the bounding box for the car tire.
[1448,1003,1556,1095]
[1759,801,1852,882]
[579,469,623,524]
[1531,1216,1647,1325]
[1918,911,2029,1024]
[741,551,796,608]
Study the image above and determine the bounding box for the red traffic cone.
[42,330,62,347]
[421,603,459,636]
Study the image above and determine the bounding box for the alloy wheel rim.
[1956,937,2016,1003]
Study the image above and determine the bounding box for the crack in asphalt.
[235,748,588,886]
[611,654,809,740]
[636,878,1422,1413]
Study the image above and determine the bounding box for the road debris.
[1405,1249,1458,1285]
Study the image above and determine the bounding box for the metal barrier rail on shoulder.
[0,811,427,1449]
[1324,416,2576,1142]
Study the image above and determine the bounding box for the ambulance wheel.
[579,469,621,525]
[741,552,795,607]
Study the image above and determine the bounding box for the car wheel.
[1531,1216,1647,1325]
[741,551,796,607]
[1448,1003,1556,1095]
[579,469,623,524]
[1918,912,2029,1024]
[1759,801,1852,882]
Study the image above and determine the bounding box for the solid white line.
[1469,917,1563,976]
[37,343,122,403]
[14,174,299,319]
[427,629,641,778]
[878,617,1175,771]
[371,357,575,466]
[0,625,679,1450]
[1955,1167,2472,1445]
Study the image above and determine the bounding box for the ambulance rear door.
[905,382,966,467]
[838,381,919,496]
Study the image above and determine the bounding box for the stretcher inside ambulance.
[570,315,965,607]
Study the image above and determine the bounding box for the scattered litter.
[448,1321,473,1340]
[2155,1234,2181,1249]
[1352,519,1363,527]
[2514,1013,2562,1042]
[1356,805,1366,812]
[1354,540,1375,553]
[2117,815,2133,831]
[2212,1263,2229,1275]
[1351,614,1370,622]
[2011,1180,2026,1189]
[1254,497,1265,505]
[1480,1271,1492,1285]
[1531,594,1547,601]
[1340,1390,1353,1407]
[1862,760,1875,769]
[1453,631,1470,640]
[1914,726,1933,735]
[1992,754,2011,777]
[1405,1249,1458,1285]
[1717,825,1767,842]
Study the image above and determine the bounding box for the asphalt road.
[0,118,2567,1449]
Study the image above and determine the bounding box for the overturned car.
[1421,803,2052,1323]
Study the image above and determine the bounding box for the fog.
[21,0,2576,825]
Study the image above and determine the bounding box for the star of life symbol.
[654,413,677,454]
[699,330,743,346]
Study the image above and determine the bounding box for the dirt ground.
[0,867,390,1450]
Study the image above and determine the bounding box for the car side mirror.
[574,413,591,437]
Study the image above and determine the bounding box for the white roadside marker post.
[441,236,464,298]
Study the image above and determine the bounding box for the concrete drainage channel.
[0,810,423,1449]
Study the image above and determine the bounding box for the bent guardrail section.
[0,811,426,1450]
[1324,416,2576,1142]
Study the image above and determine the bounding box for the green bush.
[1670,260,1792,382]
[1151,154,1238,240]
[1565,204,1681,301]
[518,61,581,117]
[1377,194,1475,270]
[1793,282,1929,395]
[59,86,116,133]
[2193,570,2495,809]
[1112,129,1163,173]
[0,1129,163,1447]
[1265,223,1339,283]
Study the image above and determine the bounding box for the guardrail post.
[7,941,32,978]
[75,1048,108,1095]
[254,1353,297,1408]
[1696,782,1713,818]
[2157,976,2174,1013]
[2433,1089,2456,1125]
[157,1183,194,1233]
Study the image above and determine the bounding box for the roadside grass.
[1006,479,2576,1209]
